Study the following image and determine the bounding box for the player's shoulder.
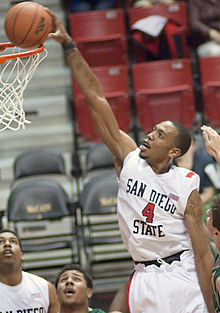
[173,164,199,180]
[22,270,48,285]
[123,147,140,164]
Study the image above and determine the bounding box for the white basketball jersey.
[117,148,200,261]
[0,271,50,313]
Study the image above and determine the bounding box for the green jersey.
[212,254,220,312]
[89,308,106,313]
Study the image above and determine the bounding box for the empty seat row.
[73,57,220,142]
[69,3,189,66]
[1,148,131,291]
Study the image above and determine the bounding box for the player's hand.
[209,29,220,45]
[201,125,220,158]
[45,8,72,44]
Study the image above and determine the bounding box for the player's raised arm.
[47,10,137,164]
[185,189,215,313]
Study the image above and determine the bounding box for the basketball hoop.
[0,42,47,131]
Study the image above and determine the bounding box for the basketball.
[4,2,52,49]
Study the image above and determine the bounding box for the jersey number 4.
[142,203,155,223]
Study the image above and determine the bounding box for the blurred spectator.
[175,136,216,204]
[188,0,220,57]
[69,0,116,12]
[130,0,187,61]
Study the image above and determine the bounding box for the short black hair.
[210,194,220,232]
[170,120,192,157]
[55,264,93,289]
[0,229,22,249]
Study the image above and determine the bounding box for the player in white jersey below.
[0,229,60,313]
[47,9,215,313]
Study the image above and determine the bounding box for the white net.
[0,44,48,131]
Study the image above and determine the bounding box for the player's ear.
[168,147,181,159]
[87,288,93,299]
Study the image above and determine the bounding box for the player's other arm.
[185,189,215,313]
[47,10,137,164]
[109,283,128,313]
[47,281,60,313]
[216,277,220,296]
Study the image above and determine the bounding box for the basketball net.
[0,43,47,131]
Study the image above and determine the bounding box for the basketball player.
[0,229,60,313]
[55,264,106,313]
[206,195,220,312]
[48,10,215,313]
[201,125,220,165]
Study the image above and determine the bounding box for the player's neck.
[0,265,22,286]
[61,303,89,313]
[149,160,173,174]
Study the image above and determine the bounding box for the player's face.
[57,270,92,307]
[0,232,23,265]
[139,121,179,164]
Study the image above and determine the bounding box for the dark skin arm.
[185,190,215,313]
[109,283,129,313]
[47,10,137,175]
[48,281,60,313]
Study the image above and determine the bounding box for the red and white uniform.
[0,271,49,313]
[117,148,208,313]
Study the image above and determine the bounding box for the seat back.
[199,56,220,127]
[78,174,132,292]
[69,9,128,66]
[12,149,75,201]
[132,59,195,133]
[14,149,65,179]
[7,179,78,283]
[86,143,114,171]
[73,65,131,142]
[128,2,189,61]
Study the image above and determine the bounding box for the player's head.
[0,229,24,266]
[207,194,220,237]
[0,229,22,249]
[55,264,93,308]
[171,121,192,157]
[139,120,191,164]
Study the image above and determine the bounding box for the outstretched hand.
[201,125,220,164]
[45,8,72,44]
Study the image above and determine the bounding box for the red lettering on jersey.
[186,171,196,178]
[142,203,155,223]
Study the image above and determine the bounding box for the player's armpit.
[185,190,215,313]
[47,281,60,313]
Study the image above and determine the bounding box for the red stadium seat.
[199,56,220,127]
[69,9,128,66]
[73,65,131,142]
[131,59,196,133]
[128,2,190,62]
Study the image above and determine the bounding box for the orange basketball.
[4,2,52,49]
